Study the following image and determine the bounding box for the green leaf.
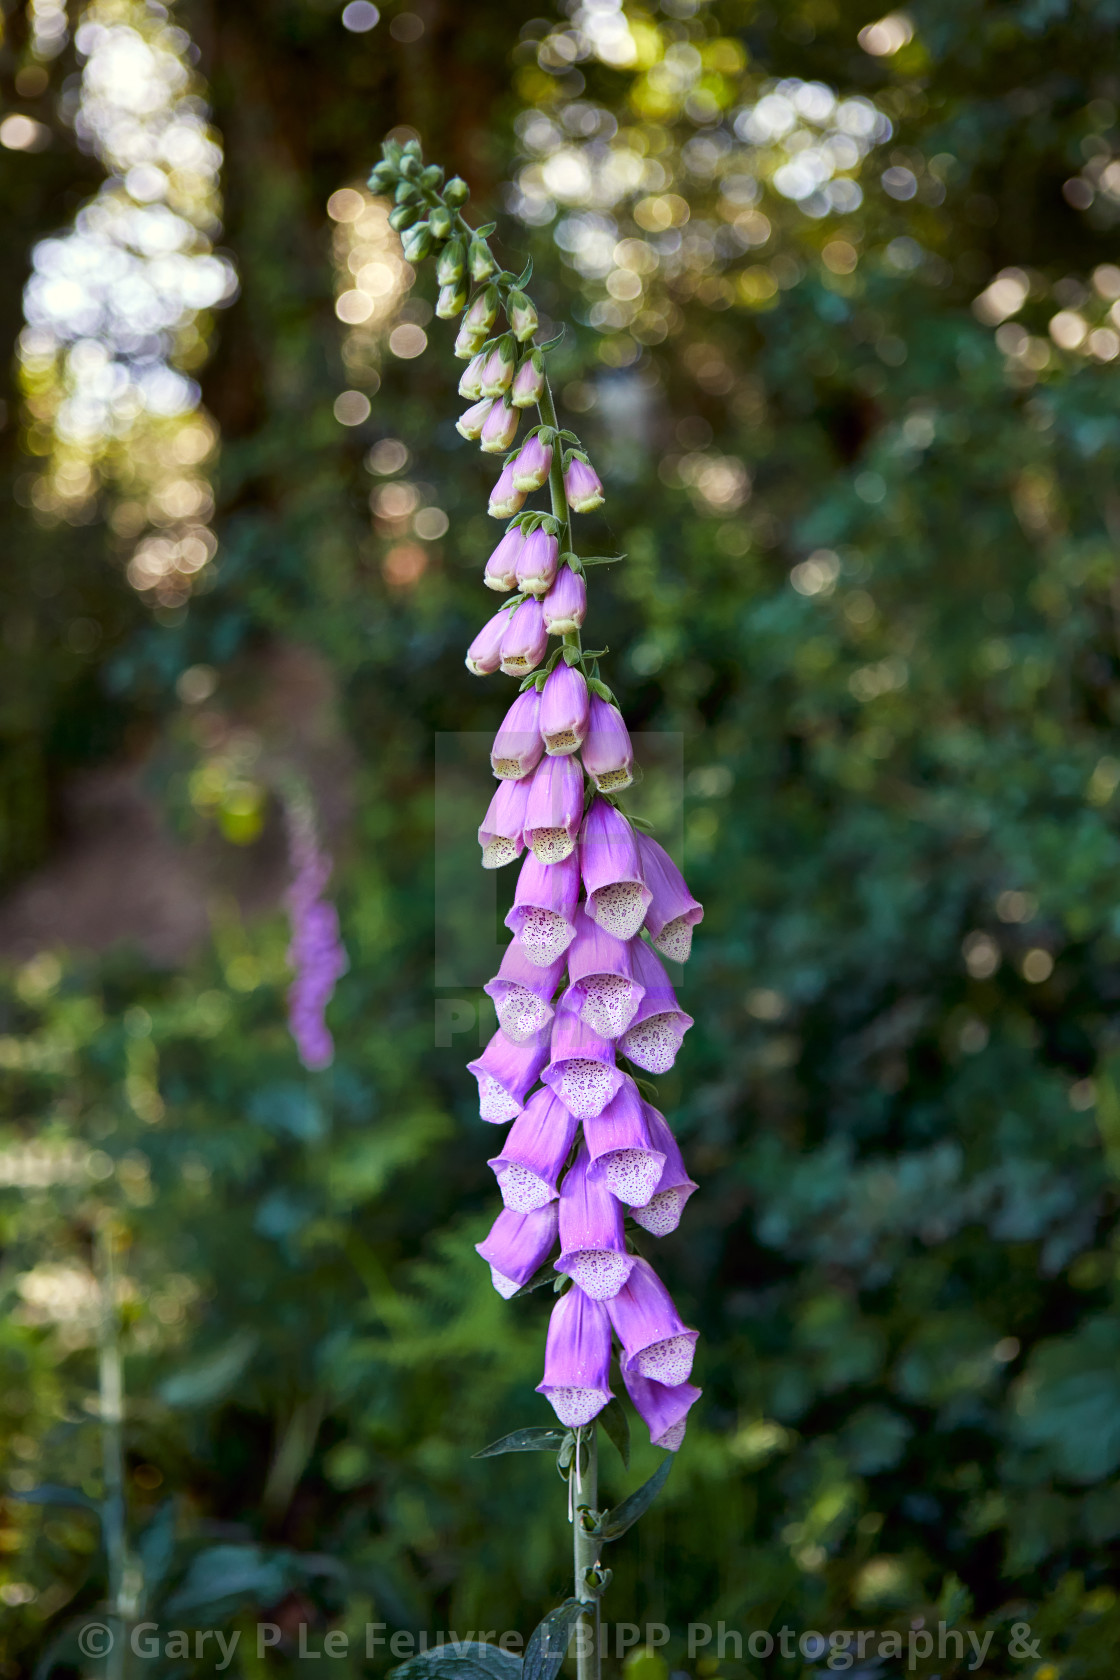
[587,679,615,703]
[165,1543,293,1613]
[537,326,565,350]
[598,1398,631,1470]
[597,1456,673,1541]
[579,555,626,567]
[473,1427,570,1458]
[524,1599,585,1680]
[10,1484,99,1514]
[158,1330,258,1409]
[475,221,498,238]
[389,1647,523,1680]
[516,257,534,289]
[562,646,582,667]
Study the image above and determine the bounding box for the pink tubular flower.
[515,528,559,597]
[458,349,488,400]
[583,1078,665,1209]
[617,938,694,1074]
[456,396,493,441]
[477,1202,559,1299]
[467,1029,550,1124]
[524,753,584,864]
[487,1087,579,1212]
[564,454,605,513]
[484,941,566,1044]
[489,463,527,519]
[564,907,643,1039]
[491,689,544,780]
[505,849,581,967]
[484,527,525,592]
[555,1140,634,1299]
[579,797,652,941]
[480,337,517,397]
[510,350,545,409]
[477,775,532,869]
[536,1284,613,1427]
[285,821,347,1071]
[454,323,486,360]
[630,1103,698,1236]
[499,598,548,677]
[581,695,634,793]
[540,665,589,756]
[480,397,519,455]
[623,1369,701,1452]
[605,1257,698,1386]
[541,995,625,1118]
[511,435,553,493]
[634,832,704,962]
[542,567,587,636]
[466,608,512,676]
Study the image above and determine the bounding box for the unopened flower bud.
[444,175,470,207]
[437,239,466,286]
[469,237,497,281]
[480,337,518,398]
[510,351,546,409]
[507,288,539,343]
[466,608,512,676]
[388,202,421,233]
[581,695,634,792]
[458,350,488,400]
[540,664,589,756]
[511,434,553,493]
[436,280,469,319]
[453,322,487,360]
[564,454,605,513]
[488,462,527,519]
[499,598,548,676]
[463,284,499,337]
[456,396,493,442]
[420,163,444,189]
[428,204,452,240]
[401,221,434,263]
[516,527,559,596]
[484,527,525,592]
[480,398,519,455]
[542,566,586,635]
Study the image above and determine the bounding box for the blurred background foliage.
[3,0,1120,1674]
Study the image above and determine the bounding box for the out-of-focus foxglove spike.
[491,688,544,780]
[564,454,605,513]
[541,994,625,1118]
[465,608,511,676]
[484,527,526,593]
[510,350,546,409]
[580,797,652,940]
[463,284,500,338]
[480,397,519,455]
[583,1077,665,1208]
[536,1284,613,1427]
[499,598,548,677]
[511,435,553,493]
[565,906,643,1039]
[505,849,580,967]
[635,832,704,962]
[581,695,634,793]
[487,1087,579,1212]
[524,754,584,863]
[478,775,532,869]
[488,462,527,519]
[484,941,566,1044]
[480,336,518,397]
[507,287,539,342]
[555,1140,634,1299]
[623,1368,702,1452]
[606,1256,699,1386]
[476,1202,558,1299]
[515,528,559,597]
[467,1029,550,1124]
[458,349,488,400]
[617,938,694,1073]
[542,567,587,636]
[630,1103,698,1236]
[540,665,589,757]
[456,396,493,442]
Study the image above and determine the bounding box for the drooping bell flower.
[515,528,559,597]
[484,941,566,1044]
[487,1087,579,1212]
[583,1078,665,1208]
[541,995,625,1118]
[536,1284,613,1427]
[480,336,517,397]
[454,322,486,360]
[466,608,512,676]
[505,849,581,967]
[491,689,544,780]
[484,527,525,593]
[617,938,694,1073]
[436,279,468,319]
[581,696,634,793]
[499,598,548,677]
[478,775,532,869]
[456,396,493,442]
[556,1142,633,1299]
[542,566,587,636]
[540,665,589,757]
[510,350,545,409]
[477,1202,559,1299]
[463,283,499,338]
[634,833,704,962]
[458,348,488,400]
[622,1369,702,1452]
[511,434,553,493]
[507,287,539,343]
[580,797,652,941]
[564,453,605,513]
[605,1257,698,1386]
[524,753,584,864]
[488,463,526,519]
[564,907,643,1039]
[480,398,519,455]
[630,1103,698,1236]
[467,1029,550,1123]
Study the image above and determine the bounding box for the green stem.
[572,1426,602,1680]
[97,1224,127,1680]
